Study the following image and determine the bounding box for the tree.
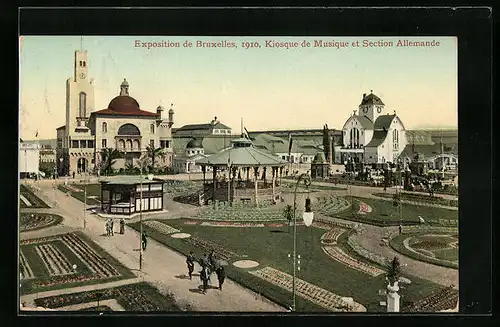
[283,204,294,233]
[387,256,402,286]
[100,148,122,175]
[145,145,165,173]
[125,161,135,174]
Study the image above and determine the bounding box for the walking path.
[22,184,285,312]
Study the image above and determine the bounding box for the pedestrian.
[216,265,226,291]
[119,218,125,234]
[110,219,114,236]
[72,171,75,179]
[142,232,148,251]
[399,224,402,235]
[208,249,217,271]
[200,266,209,294]
[186,251,195,280]
[105,220,110,236]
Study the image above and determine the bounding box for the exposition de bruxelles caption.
[134,39,442,50]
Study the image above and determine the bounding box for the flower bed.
[20,250,35,279]
[34,282,181,311]
[143,220,180,234]
[267,223,285,228]
[20,213,63,232]
[320,228,346,245]
[357,201,372,214]
[346,235,390,268]
[183,220,198,225]
[200,221,265,227]
[191,206,286,222]
[183,235,244,261]
[314,196,351,216]
[79,305,113,311]
[389,233,458,269]
[20,184,50,208]
[20,232,134,294]
[403,285,458,312]
[249,266,366,312]
[322,246,385,277]
[35,243,74,276]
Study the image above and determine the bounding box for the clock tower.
[358,91,385,123]
[65,49,95,134]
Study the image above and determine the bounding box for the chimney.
[362,93,366,100]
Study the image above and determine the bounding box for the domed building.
[172,137,209,173]
[56,49,174,176]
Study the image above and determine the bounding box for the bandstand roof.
[197,138,287,167]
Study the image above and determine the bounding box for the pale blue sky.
[20,36,457,139]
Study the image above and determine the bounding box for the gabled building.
[174,117,232,137]
[338,92,407,165]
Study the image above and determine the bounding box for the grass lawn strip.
[372,192,459,207]
[57,184,101,205]
[20,194,31,206]
[20,184,50,208]
[34,282,181,311]
[249,266,366,312]
[200,221,266,227]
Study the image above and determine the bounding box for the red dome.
[107,95,141,113]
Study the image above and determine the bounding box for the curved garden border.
[389,232,458,269]
[20,213,64,232]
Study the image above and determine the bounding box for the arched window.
[83,61,86,67]
[133,139,140,150]
[102,122,107,133]
[117,124,141,136]
[126,139,133,150]
[79,92,87,117]
[150,124,155,134]
[118,139,125,149]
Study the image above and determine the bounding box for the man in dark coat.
[110,219,114,236]
[142,232,148,251]
[119,218,125,234]
[399,224,402,235]
[200,266,209,294]
[208,249,217,270]
[216,265,226,291]
[186,251,195,280]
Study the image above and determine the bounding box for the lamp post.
[291,173,314,312]
[138,157,153,271]
[83,169,87,230]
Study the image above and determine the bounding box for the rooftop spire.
[80,36,83,51]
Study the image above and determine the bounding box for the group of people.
[105,218,125,236]
[186,249,226,294]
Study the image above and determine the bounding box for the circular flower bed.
[20,213,63,232]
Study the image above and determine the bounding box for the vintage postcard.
[19,35,458,313]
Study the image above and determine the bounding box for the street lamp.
[138,157,154,271]
[291,173,314,312]
[83,169,87,230]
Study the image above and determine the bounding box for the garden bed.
[79,305,113,311]
[389,233,458,269]
[372,193,458,207]
[20,213,63,232]
[57,184,101,205]
[128,219,443,312]
[19,231,135,294]
[34,282,181,311]
[20,184,50,208]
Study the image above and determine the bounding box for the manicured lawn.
[129,219,443,312]
[319,196,458,226]
[20,184,50,208]
[389,233,458,269]
[20,212,63,232]
[19,231,135,295]
[57,184,101,205]
[372,192,458,207]
[34,282,181,311]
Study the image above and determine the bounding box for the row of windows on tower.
[79,61,87,67]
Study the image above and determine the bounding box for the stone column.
[272,167,276,203]
[386,282,400,312]
[212,166,217,201]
